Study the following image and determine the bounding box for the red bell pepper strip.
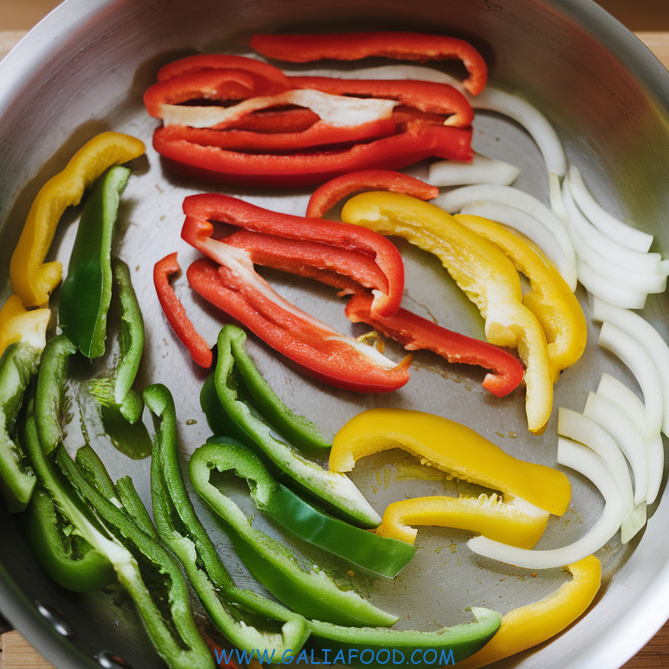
[345,293,524,398]
[306,169,439,218]
[250,31,488,95]
[289,76,474,128]
[156,53,291,90]
[181,193,404,318]
[153,253,213,369]
[143,69,289,119]
[152,117,397,153]
[187,257,412,393]
[228,107,319,133]
[153,120,472,187]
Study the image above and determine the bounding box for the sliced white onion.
[592,298,669,437]
[575,258,648,310]
[428,153,520,187]
[434,184,577,289]
[457,202,570,282]
[621,502,647,544]
[557,408,634,517]
[583,393,648,507]
[568,165,653,253]
[598,322,663,440]
[161,88,397,128]
[562,180,662,274]
[467,437,624,569]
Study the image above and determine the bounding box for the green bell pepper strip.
[22,487,116,593]
[0,342,41,511]
[55,446,215,669]
[189,438,399,628]
[305,608,502,669]
[201,325,381,528]
[144,383,310,661]
[59,166,130,359]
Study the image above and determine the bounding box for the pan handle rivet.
[95,650,134,669]
[35,601,73,637]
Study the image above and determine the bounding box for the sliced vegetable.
[249,31,488,95]
[428,153,520,187]
[0,295,50,360]
[202,325,381,526]
[145,383,311,660]
[330,408,571,517]
[9,132,145,308]
[341,191,553,432]
[189,438,399,627]
[456,556,601,668]
[344,293,524,398]
[154,252,213,368]
[59,166,130,358]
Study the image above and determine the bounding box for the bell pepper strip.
[182,192,404,318]
[54,446,215,669]
[290,76,474,128]
[306,169,439,219]
[0,343,42,512]
[201,325,382,526]
[330,409,571,518]
[0,294,51,360]
[229,107,320,133]
[9,131,145,308]
[188,258,411,393]
[154,252,213,368]
[249,31,488,95]
[189,438,399,628]
[22,487,117,592]
[200,436,415,577]
[345,293,524,398]
[455,556,601,669]
[153,117,398,154]
[340,192,553,432]
[306,608,502,669]
[59,166,130,358]
[153,121,472,187]
[454,214,587,382]
[145,383,311,661]
[375,494,550,550]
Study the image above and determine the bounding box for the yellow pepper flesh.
[341,192,553,433]
[9,132,145,308]
[455,555,601,668]
[330,408,571,517]
[376,493,550,549]
[455,214,587,382]
[0,295,50,359]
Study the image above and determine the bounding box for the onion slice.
[574,258,647,310]
[428,153,520,187]
[434,184,577,290]
[467,437,625,569]
[567,166,653,253]
[592,298,669,437]
[597,322,664,440]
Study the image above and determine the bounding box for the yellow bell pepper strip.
[330,408,571,518]
[454,214,587,382]
[455,555,601,669]
[9,131,145,308]
[376,494,550,549]
[340,192,553,432]
[0,295,50,360]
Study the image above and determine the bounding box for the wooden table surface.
[1,27,669,669]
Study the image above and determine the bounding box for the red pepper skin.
[290,76,474,128]
[153,253,213,369]
[156,53,291,91]
[187,258,412,393]
[181,193,404,318]
[250,31,488,95]
[153,121,473,187]
[230,107,320,133]
[345,293,524,398]
[306,170,439,218]
[152,117,397,154]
